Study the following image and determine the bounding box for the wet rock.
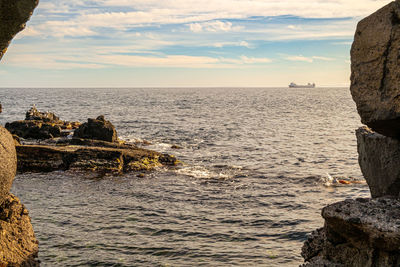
[301,198,400,267]
[0,193,39,266]
[0,0,39,60]
[350,0,400,138]
[16,143,179,174]
[0,126,16,205]
[74,115,118,142]
[356,126,400,198]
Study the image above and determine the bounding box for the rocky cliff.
[302,1,400,266]
[0,0,39,266]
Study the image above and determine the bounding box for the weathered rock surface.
[6,120,62,139]
[0,126,17,205]
[0,0,38,60]
[1,1,40,266]
[356,126,400,198]
[350,0,400,138]
[0,193,39,266]
[5,106,81,140]
[16,141,179,174]
[301,198,400,267]
[74,115,118,142]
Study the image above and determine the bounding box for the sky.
[0,0,393,87]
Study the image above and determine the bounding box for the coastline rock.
[74,115,118,142]
[25,105,59,122]
[0,0,39,60]
[356,126,400,198]
[6,120,62,139]
[5,106,81,140]
[16,142,179,174]
[0,193,39,266]
[0,126,17,205]
[301,198,400,266]
[350,0,400,138]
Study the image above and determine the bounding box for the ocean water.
[0,87,369,266]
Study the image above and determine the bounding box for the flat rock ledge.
[16,139,179,174]
[301,197,400,267]
[0,193,39,266]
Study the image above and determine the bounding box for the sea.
[0,87,369,266]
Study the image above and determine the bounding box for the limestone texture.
[301,198,400,267]
[74,115,118,142]
[0,0,38,60]
[0,193,39,266]
[356,126,400,198]
[0,126,16,205]
[350,0,400,138]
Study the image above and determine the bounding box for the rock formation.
[350,0,400,138]
[0,0,39,266]
[5,109,179,174]
[6,106,81,140]
[302,198,400,266]
[356,126,400,198]
[302,1,400,266]
[0,194,39,266]
[73,115,118,142]
[0,0,38,60]
[0,127,17,205]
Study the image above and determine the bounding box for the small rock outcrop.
[5,106,81,140]
[5,110,179,174]
[0,0,39,59]
[356,126,400,198]
[73,115,118,142]
[350,0,400,138]
[302,198,400,267]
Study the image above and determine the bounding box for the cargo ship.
[288,82,315,88]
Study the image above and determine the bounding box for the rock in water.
[356,126,400,198]
[0,126,16,205]
[0,193,39,266]
[350,0,400,138]
[302,198,400,266]
[0,0,39,60]
[74,115,118,142]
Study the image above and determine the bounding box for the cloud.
[284,55,335,63]
[188,20,242,33]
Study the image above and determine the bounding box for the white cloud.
[188,20,242,33]
[284,55,335,63]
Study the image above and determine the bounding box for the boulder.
[350,0,400,138]
[74,115,118,142]
[356,126,400,198]
[5,107,81,140]
[5,120,62,139]
[0,193,39,266]
[0,126,16,205]
[0,0,39,60]
[301,198,400,267]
